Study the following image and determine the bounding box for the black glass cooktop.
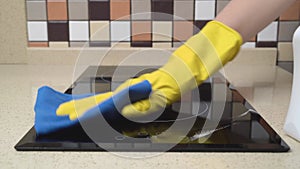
[15,66,290,152]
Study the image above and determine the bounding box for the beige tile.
[152,21,172,41]
[174,1,194,20]
[228,48,277,66]
[153,43,172,48]
[111,42,131,48]
[49,41,69,48]
[131,0,151,20]
[90,21,110,41]
[278,42,294,61]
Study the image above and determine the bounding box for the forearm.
[215,0,297,42]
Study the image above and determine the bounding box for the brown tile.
[110,0,130,20]
[48,21,69,41]
[132,21,151,41]
[280,0,300,21]
[47,0,68,21]
[89,0,110,20]
[256,41,277,48]
[173,21,194,42]
[28,42,49,47]
[131,41,152,47]
[193,20,210,34]
[152,0,174,21]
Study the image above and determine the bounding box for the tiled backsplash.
[26,0,299,51]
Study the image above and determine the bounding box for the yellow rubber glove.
[57,21,242,120]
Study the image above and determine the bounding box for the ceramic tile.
[89,41,111,47]
[110,0,131,20]
[89,0,110,20]
[216,0,229,14]
[256,42,277,48]
[131,41,152,47]
[195,1,215,20]
[172,41,184,48]
[28,42,49,47]
[49,41,69,48]
[47,0,68,21]
[69,41,87,47]
[68,0,89,20]
[278,42,293,61]
[279,21,300,42]
[110,21,130,41]
[90,21,110,41]
[152,21,172,41]
[27,21,48,41]
[111,42,131,48]
[48,21,69,41]
[174,0,194,20]
[151,0,174,21]
[257,22,278,41]
[131,0,151,20]
[69,21,89,41]
[153,42,172,48]
[26,1,47,20]
[132,21,151,41]
[193,20,210,34]
[173,21,194,41]
[242,42,256,48]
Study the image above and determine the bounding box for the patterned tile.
[24,0,298,64]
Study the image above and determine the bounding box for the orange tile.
[28,42,49,47]
[173,21,194,42]
[47,0,68,20]
[132,21,151,41]
[280,0,300,21]
[110,0,130,20]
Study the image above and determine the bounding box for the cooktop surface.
[15,66,290,152]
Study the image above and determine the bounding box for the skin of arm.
[215,0,297,42]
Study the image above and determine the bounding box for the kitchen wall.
[1,0,299,66]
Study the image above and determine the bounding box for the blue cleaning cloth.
[34,80,152,135]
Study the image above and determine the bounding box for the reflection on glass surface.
[15,66,290,152]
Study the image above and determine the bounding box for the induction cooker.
[15,66,290,152]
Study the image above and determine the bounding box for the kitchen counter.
[1,64,299,169]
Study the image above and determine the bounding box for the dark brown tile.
[48,21,69,41]
[89,0,110,20]
[256,41,278,48]
[151,0,174,21]
[131,41,152,47]
[193,20,210,34]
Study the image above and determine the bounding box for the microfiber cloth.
[34,80,152,135]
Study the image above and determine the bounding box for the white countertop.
[1,64,300,169]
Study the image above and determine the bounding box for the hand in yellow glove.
[56,21,242,121]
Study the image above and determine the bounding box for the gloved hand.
[34,80,152,135]
[56,20,242,119]
[34,20,242,135]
